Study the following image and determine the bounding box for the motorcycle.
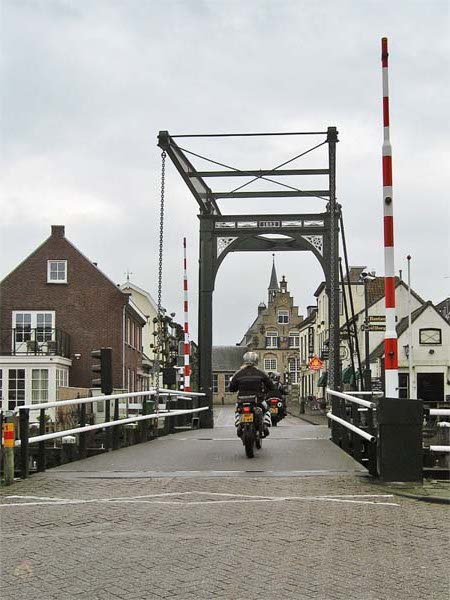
[267,396,285,426]
[236,395,263,458]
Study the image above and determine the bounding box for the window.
[224,373,233,391]
[419,328,442,345]
[36,313,53,342]
[288,331,299,348]
[15,313,31,342]
[264,358,277,372]
[277,310,289,324]
[47,260,67,283]
[265,330,279,348]
[288,357,300,384]
[8,369,25,411]
[212,374,218,394]
[56,368,69,390]
[32,369,49,403]
[13,312,55,352]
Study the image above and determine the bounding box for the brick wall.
[0,226,143,389]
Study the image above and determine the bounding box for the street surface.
[1,407,448,599]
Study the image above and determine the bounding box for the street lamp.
[359,270,376,392]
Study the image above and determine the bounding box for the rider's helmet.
[242,351,258,366]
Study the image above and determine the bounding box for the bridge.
[1,399,448,600]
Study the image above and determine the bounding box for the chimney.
[258,302,266,314]
[51,225,65,238]
[307,305,316,318]
[399,269,402,281]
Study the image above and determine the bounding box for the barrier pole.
[3,414,15,485]
[19,408,30,479]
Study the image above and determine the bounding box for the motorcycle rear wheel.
[243,431,254,458]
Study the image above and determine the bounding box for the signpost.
[309,356,323,371]
[361,324,386,332]
[368,315,386,323]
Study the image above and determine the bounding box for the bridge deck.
[1,409,448,600]
[48,406,364,479]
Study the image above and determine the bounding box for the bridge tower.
[158,128,341,427]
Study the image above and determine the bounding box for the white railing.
[14,406,208,446]
[325,388,377,409]
[429,409,450,417]
[13,388,204,413]
[326,412,376,443]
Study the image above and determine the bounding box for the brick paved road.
[1,408,449,600]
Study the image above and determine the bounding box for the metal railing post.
[105,399,111,451]
[113,398,120,450]
[19,408,30,479]
[79,402,87,459]
[37,408,46,472]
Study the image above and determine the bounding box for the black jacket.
[229,365,274,400]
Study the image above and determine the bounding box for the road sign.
[368,315,386,323]
[361,324,386,332]
[308,356,323,371]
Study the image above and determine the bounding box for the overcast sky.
[1,0,449,345]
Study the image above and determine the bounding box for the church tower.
[268,254,279,304]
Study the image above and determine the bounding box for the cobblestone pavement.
[1,408,449,599]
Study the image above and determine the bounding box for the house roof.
[1,225,126,302]
[368,301,442,361]
[212,346,245,371]
[120,281,158,312]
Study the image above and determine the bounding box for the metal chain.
[155,150,166,405]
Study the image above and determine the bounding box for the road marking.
[1,491,399,508]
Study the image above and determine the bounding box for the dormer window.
[277,310,289,324]
[48,260,67,284]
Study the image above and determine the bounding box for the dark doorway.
[417,372,444,403]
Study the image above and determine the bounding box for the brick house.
[0,225,146,415]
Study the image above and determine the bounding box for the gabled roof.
[212,346,245,371]
[120,281,158,312]
[1,225,126,302]
[369,301,446,361]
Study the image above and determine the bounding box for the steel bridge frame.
[158,128,341,428]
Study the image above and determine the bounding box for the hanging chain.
[155,150,166,404]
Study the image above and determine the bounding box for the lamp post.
[407,255,414,398]
[360,271,376,392]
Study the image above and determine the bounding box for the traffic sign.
[308,356,323,371]
[368,315,386,323]
[361,324,386,332]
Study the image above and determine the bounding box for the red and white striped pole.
[182,237,191,392]
[381,37,398,398]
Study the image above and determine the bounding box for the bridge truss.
[158,128,341,427]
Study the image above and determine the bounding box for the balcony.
[0,328,71,358]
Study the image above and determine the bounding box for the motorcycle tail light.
[270,398,278,404]
[243,406,251,413]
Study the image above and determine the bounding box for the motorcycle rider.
[229,351,274,438]
[268,372,288,419]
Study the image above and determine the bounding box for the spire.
[268,254,279,303]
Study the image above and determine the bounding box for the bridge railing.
[3,388,207,480]
[326,388,379,476]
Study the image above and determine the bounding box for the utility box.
[377,397,423,482]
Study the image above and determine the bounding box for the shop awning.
[317,372,328,386]
[342,366,356,385]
